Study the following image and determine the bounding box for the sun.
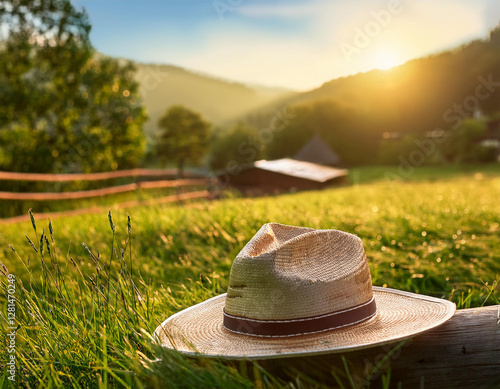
[371,48,404,71]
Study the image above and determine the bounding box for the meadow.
[0,165,499,388]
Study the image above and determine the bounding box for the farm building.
[293,135,341,166]
[226,158,349,195]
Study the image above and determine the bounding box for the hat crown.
[224,223,373,321]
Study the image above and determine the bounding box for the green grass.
[0,166,499,388]
[348,162,500,184]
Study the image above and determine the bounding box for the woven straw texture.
[225,223,372,320]
[156,287,455,359]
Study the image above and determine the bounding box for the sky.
[72,0,500,91]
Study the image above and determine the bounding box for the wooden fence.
[0,169,213,223]
[0,179,207,200]
[0,168,186,182]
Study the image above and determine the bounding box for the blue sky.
[72,0,500,91]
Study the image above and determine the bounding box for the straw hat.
[155,223,455,359]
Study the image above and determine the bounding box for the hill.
[238,24,500,164]
[253,24,500,124]
[132,62,294,139]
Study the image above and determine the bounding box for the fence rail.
[0,168,195,182]
[0,179,207,201]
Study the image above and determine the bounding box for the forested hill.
[296,25,499,125]
[239,24,500,164]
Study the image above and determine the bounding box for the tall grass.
[0,210,257,388]
[0,168,499,387]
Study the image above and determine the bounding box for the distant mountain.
[131,62,294,139]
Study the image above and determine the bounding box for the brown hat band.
[223,296,377,338]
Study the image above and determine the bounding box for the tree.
[264,101,380,165]
[157,106,211,176]
[208,123,261,170]
[441,119,495,163]
[0,0,147,174]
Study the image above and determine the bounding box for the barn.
[227,158,349,194]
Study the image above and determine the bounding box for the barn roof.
[293,135,341,166]
[253,158,348,183]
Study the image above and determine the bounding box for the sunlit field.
[0,166,498,387]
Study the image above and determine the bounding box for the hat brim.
[155,286,455,360]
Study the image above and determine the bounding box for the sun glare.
[372,48,404,71]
